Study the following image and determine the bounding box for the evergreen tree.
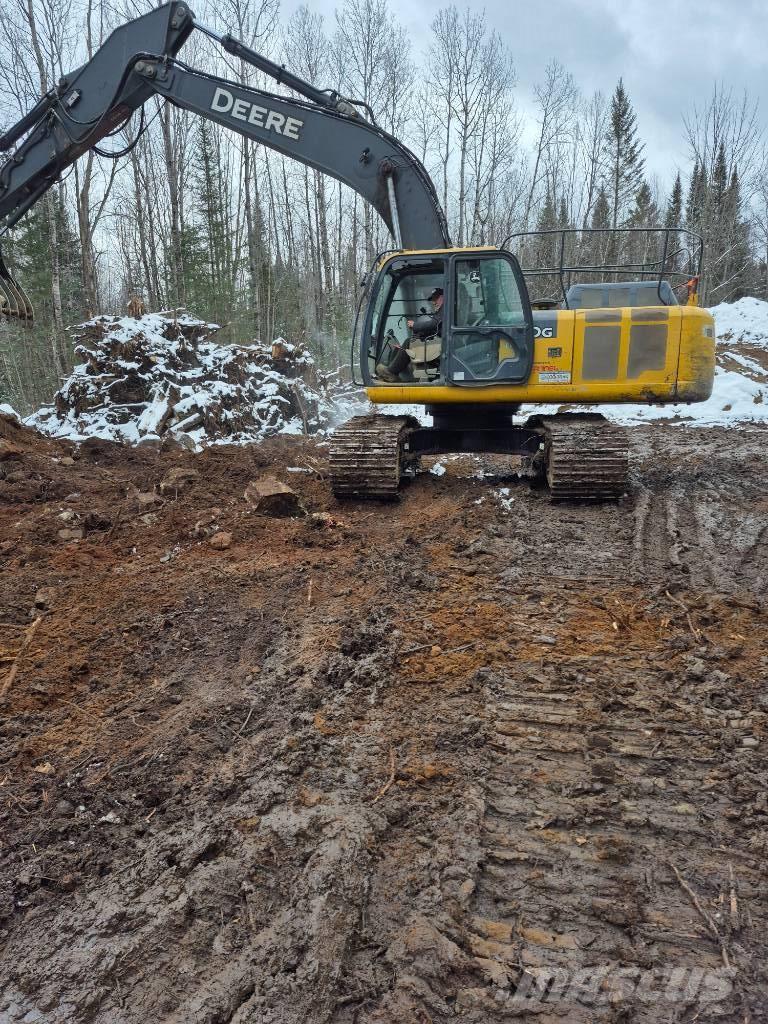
[627,181,659,269]
[532,191,560,300]
[665,173,683,228]
[664,173,684,274]
[586,186,611,268]
[721,169,751,300]
[590,187,610,231]
[711,141,728,216]
[629,181,658,228]
[685,161,707,230]
[189,119,242,332]
[605,79,645,229]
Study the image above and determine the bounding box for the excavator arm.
[0,0,450,323]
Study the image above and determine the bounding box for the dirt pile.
[28,311,351,447]
[0,421,766,1022]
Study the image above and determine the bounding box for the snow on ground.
[0,403,19,421]
[710,296,768,348]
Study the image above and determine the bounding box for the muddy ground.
[0,411,766,1022]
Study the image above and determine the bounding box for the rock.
[171,431,198,451]
[136,435,162,449]
[430,645,443,656]
[244,476,305,517]
[707,669,732,687]
[160,467,199,494]
[57,527,84,542]
[209,531,232,550]
[59,456,76,466]
[133,489,161,508]
[34,587,57,610]
[192,509,222,538]
[685,657,708,680]
[742,736,759,748]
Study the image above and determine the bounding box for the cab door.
[447,253,534,384]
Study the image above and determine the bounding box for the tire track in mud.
[631,484,681,583]
[630,427,768,597]
[456,666,766,1021]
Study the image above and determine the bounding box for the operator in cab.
[376,286,444,382]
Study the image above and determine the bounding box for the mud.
[0,411,767,1022]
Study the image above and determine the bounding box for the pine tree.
[532,191,560,300]
[190,119,242,332]
[663,173,684,274]
[590,187,610,231]
[711,141,728,216]
[585,186,611,268]
[626,181,659,269]
[722,169,751,300]
[665,173,683,228]
[685,161,707,231]
[605,80,645,229]
[629,181,658,228]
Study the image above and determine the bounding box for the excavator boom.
[0,0,449,323]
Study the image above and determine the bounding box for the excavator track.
[329,414,419,500]
[535,413,630,501]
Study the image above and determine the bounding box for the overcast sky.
[281,0,768,186]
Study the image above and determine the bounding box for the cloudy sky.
[282,0,767,184]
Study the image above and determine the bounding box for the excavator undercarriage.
[329,412,630,502]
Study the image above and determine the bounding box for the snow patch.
[0,403,19,421]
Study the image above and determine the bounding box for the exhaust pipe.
[0,249,33,324]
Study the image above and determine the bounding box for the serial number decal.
[538,371,571,384]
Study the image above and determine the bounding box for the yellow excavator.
[0,1,716,499]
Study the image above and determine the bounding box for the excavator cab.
[363,248,535,388]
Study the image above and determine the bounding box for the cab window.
[455,258,525,328]
[450,256,532,383]
[368,258,445,383]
